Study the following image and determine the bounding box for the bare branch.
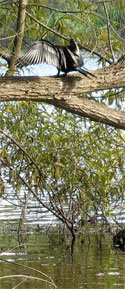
[103,0,115,61]
[9,166,64,223]
[26,11,68,40]
[109,23,125,42]
[26,1,115,13]
[26,11,112,64]
[0,258,55,285]
[0,275,57,288]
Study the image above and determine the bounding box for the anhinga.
[16,38,95,78]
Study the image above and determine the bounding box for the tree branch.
[0,52,10,64]
[103,0,115,61]
[0,130,44,176]
[26,11,112,64]
[0,56,125,129]
[0,274,57,288]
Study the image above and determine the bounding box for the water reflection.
[0,231,124,289]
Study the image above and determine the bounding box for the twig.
[26,1,115,13]
[26,10,112,64]
[0,52,10,63]
[12,277,28,289]
[0,275,57,288]
[103,0,115,61]
[0,130,44,177]
[0,257,55,284]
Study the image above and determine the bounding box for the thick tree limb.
[0,56,125,129]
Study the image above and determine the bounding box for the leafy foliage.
[0,102,124,232]
[0,0,124,60]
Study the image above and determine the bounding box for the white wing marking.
[17,41,66,69]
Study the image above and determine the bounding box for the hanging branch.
[26,11,112,64]
[102,0,115,61]
[0,130,44,177]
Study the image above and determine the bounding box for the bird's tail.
[76,67,96,78]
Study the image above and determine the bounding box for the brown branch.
[0,35,16,41]
[109,23,125,42]
[82,0,116,12]
[27,1,114,13]
[103,0,115,61]
[0,275,57,288]
[9,166,64,223]
[0,4,112,65]
[0,57,125,129]
[0,130,44,176]
[8,164,73,226]
[0,130,74,226]
[26,11,112,64]
[0,258,55,285]
[26,11,68,40]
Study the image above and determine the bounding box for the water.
[0,231,124,289]
[0,54,99,77]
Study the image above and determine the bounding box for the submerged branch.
[0,275,57,288]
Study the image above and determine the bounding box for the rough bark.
[0,56,125,129]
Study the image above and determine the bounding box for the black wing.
[16,40,67,69]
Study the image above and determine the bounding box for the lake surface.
[0,228,125,289]
[0,54,99,77]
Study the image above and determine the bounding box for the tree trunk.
[0,56,125,129]
[6,0,27,75]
